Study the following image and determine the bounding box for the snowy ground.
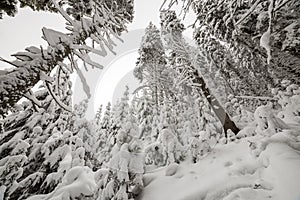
[138,132,300,200]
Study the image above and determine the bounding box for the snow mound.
[138,131,300,200]
[165,163,179,176]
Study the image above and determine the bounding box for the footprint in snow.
[165,163,179,176]
[224,161,233,167]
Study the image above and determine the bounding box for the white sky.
[94,51,139,108]
[0,1,196,118]
[0,8,66,69]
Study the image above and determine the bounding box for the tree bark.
[192,69,240,136]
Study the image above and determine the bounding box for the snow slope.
[138,132,300,200]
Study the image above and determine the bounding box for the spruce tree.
[0,71,77,199]
[134,89,154,143]
[95,102,112,166]
[100,105,144,200]
[162,0,300,94]
[97,87,131,167]
[134,22,175,108]
[160,10,240,136]
[72,99,99,170]
[95,104,103,126]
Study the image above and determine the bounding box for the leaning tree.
[160,10,240,135]
[160,0,300,96]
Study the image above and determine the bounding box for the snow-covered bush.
[254,103,288,136]
[236,126,257,140]
[226,130,237,142]
[100,141,145,200]
[157,127,186,164]
[189,135,211,163]
[274,82,300,125]
[144,142,165,166]
[225,95,256,127]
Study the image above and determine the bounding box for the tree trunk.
[192,69,240,137]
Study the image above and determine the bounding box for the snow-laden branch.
[0,0,134,116]
[73,50,103,69]
[45,82,73,113]
[260,0,275,65]
[51,0,74,27]
[72,57,91,99]
[23,90,42,107]
[235,0,262,27]
[274,0,290,11]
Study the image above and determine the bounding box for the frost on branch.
[0,0,134,117]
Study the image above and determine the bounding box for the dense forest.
[0,0,299,200]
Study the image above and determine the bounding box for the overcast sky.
[0,1,195,118]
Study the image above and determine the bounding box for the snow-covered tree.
[100,102,112,131]
[162,0,300,95]
[95,104,103,126]
[150,108,161,142]
[101,141,145,200]
[71,99,99,170]
[0,71,78,199]
[99,107,144,200]
[133,89,154,143]
[95,102,112,165]
[134,22,175,108]
[106,87,131,151]
[0,0,70,19]
[157,125,186,164]
[96,87,133,168]
[74,99,88,119]
[113,86,130,130]
[160,10,240,136]
[0,0,18,19]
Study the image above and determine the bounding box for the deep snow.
[138,132,300,200]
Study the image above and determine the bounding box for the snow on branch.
[73,50,103,69]
[45,81,72,113]
[74,64,91,99]
[0,0,134,116]
[40,71,54,83]
[260,0,275,65]
[24,89,42,107]
[274,0,290,11]
[235,0,262,27]
[0,57,22,68]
